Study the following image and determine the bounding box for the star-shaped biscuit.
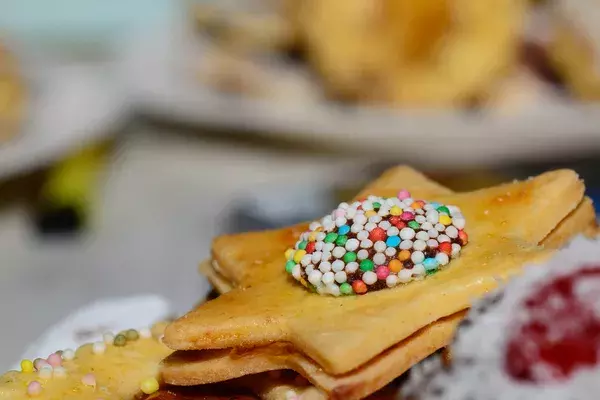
[165,168,585,374]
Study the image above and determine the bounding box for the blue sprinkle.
[423,258,439,271]
[430,202,441,209]
[386,235,401,247]
[337,225,350,235]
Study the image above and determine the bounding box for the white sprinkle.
[309,221,321,231]
[427,239,439,248]
[447,205,460,215]
[423,204,434,211]
[338,202,349,210]
[321,251,332,262]
[332,246,346,259]
[411,251,425,264]
[346,208,357,219]
[335,271,347,283]
[436,253,450,266]
[428,229,439,238]
[357,249,370,260]
[351,223,364,233]
[316,232,326,241]
[426,210,439,224]
[311,251,322,264]
[362,271,378,285]
[314,242,324,252]
[415,215,426,224]
[335,217,347,227]
[402,198,414,207]
[316,284,326,294]
[53,366,67,378]
[357,230,369,241]
[323,221,335,231]
[385,198,396,207]
[412,264,426,276]
[368,215,382,224]
[325,242,335,251]
[360,239,374,249]
[354,213,367,225]
[139,328,152,339]
[438,234,451,243]
[332,260,345,272]
[62,349,75,361]
[386,275,399,288]
[415,208,425,215]
[103,332,115,345]
[378,208,390,217]
[385,247,397,257]
[387,226,400,237]
[379,221,392,230]
[362,201,374,211]
[38,366,53,379]
[400,228,416,240]
[308,270,323,286]
[345,238,360,251]
[322,215,333,225]
[400,240,413,250]
[365,222,377,232]
[446,226,459,239]
[319,261,332,273]
[435,223,446,232]
[301,254,312,266]
[373,253,386,265]
[292,265,301,279]
[413,240,427,251]
[346,262,359,273]
[415,231,429,241]
[92,341,106,355]
[452,243,462,258]
[452,216,466,230]
[398,269,412,283]
[421,222,434,231]
[374,241,387,253]
[322,272,335,285]
[327,284,341,296]
[305,265,314,275]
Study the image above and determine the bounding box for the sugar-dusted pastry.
[163,166,594,399]
[404,236,600,400]
[0,40,25,143]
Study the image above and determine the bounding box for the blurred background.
[1,0,600,367]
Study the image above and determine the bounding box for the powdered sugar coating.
[403,236,600,400]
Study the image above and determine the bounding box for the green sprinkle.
[360,259,374,271]
[436,206,450,215]
[373,202,381,209]
[324,232,338,243]
[408,221,420,229]
[335,235,348,246]
[340,282,353,295]
[126,329,139,341]
[343,252,357,263]
[298,241,307,250]
[113,334,127,347]
[285,260,296,273]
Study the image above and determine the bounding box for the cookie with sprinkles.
[284,190,468,296]
[403,236,600,400]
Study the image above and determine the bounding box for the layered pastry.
[0,41,25,143]
[404,236,600,399]
[161,166,597,399]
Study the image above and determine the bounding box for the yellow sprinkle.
[390,206,402,216]
[140,377,159,395]
[440,215,452,226]
[20,360,34,373]
[285,249,295,259]
[308,232,317,242]
[293,250,306,263]
[365,210,377,217]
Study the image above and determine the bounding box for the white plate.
[0,64,129,180]
[123,21,600,167]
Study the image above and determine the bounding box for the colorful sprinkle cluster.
[284,190,468,296]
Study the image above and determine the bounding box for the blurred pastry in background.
[191,0,600,111]
[0,41,25,143]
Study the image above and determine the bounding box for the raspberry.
[504,266,600,383]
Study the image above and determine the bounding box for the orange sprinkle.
[398,250,411,261]
[389,259,403,273]
[411,201,423,209]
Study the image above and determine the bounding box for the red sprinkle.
[369,227,387,242]
[400,212,415,222]
[376,266,390,280]
[305,242,316,254]
[504,266,600,383]
[352,280,368,294]
[389,216,402,226]
[439,242,452,255]
[458,230,469,245]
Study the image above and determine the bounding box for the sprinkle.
[360,239,374,249]
[386,274,399,288]
[389,259,403,272]
[365,210,377,218]
[427,228,439,238]
[427,239,439,248]
[384,247,397,257]
[292,265,301,279]
[113,334,127,347]
[354,214,367,225]
[285,260,296,273]
[398,250,411,261]
[53,366,67,378]
[397,189,411,200]
[376,266,390,280]
[408,220,420,230]
[398,269,412,283]
[327,284,341,296]
[399,240,413,250]
[322,272,335,285]
[345,262,359,273]
[356,230,369,241]
[415,230,429,241]
[438,234,451,243]
[374,240,387,253]
[360,259,375,271]
[20,359,34,373]
[436,205,450,215]
[33,359,47,371]
[92,341,106,355]
[103,332,115,345]
[324,233,338,243]
[421,222,434,231]
[453,215,466,230]
[446,226,458,239]
[305,265,314,275]
[400,212,415,222]
[400,228,415,240]
[343,251,357,263]
[373,253,386,265]
[365,222,377,232]
[126,329,140,341]
[412,264,426,276]
[436,253,450,266]
[439,242,452,255]
[387,226,400,236]
[458,230,469,245]
[439,215,452,225]
[340,282,353,295]
[338,225,350,235]
[335,271,347,283]
[357,249,369,260]
[411,251,425,264]
[423,258,439,272]
[27,381,42,397]
[379,220,391,230]
[335,217,347,227]
[352,280,368,294]
[298,241,308,250]
[426,210,439,224]
[47,353,62,367]
[308,270,323,286]
[332,246,346,259]
[452,243,462,257]
[81,373,96,387]
[38,366,53,379]
[386,235,401,247]
[61,349,75,361]
[293,250,306,263]
[413,240,427,251]
[362,271,378,285]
